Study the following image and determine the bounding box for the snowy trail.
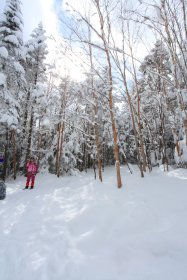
[0,166,187,280]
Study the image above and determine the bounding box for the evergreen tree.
[0,0,25,128]
[22,23,48,163]
[139,40,175,167]
[0,0,25,179]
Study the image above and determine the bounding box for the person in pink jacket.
[25,157,38,189]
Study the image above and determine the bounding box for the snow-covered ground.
[0,166,187,280]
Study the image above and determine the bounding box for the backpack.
[26,162,37,175]
[0,181,6,200]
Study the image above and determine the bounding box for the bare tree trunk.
[11,130,17,180]
[55,123,61,175]
[94,0,122,188]
[128,38,147,172]
[3,126,9,181]
[123,79,144,178]
[95,124,103,182]
[109,3,144,178]
[22,89,31,136]
[109,86,122,187]
[55,79,68,177]
[37,120,42,169]
[137,95,147,172]
[88,25,103,182]
[57,123,64,177]
[25,108,34,162]
[184,119,187,146]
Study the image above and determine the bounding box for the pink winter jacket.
[26,162,38,175]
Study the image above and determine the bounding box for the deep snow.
[0,166,187,280]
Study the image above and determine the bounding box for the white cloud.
[0,0,42,38]
[22,0,43,39]
[22,0,58,39]
[62,0,92,13]
[40,0,59,37]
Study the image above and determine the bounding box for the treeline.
[0,0,187,187]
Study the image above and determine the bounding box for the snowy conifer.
[139,40,175,167]
[0,0,25,128]
[0,0,25,180]
[22,23,48,162]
